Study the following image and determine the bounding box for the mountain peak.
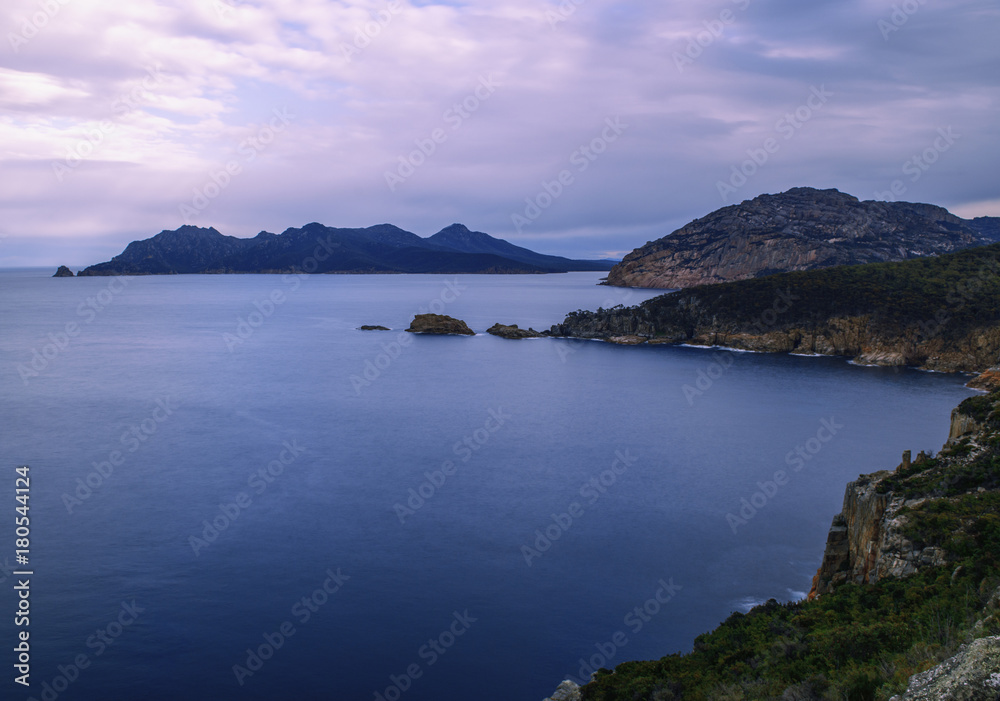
[606,188,989,289]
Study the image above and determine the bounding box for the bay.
[0,270,976,701]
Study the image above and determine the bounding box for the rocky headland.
[605,187,999,289]
[546,240,1000,381]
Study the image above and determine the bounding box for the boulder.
[969,368,1000,392]
[543,680,582,701]
[406,314,474,336]
[486,323,541,339]
[889,636,1000,700]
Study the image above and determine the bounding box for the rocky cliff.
[810,394,997,599]
[605,188,992,289]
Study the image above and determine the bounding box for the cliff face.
[809,397,996,599]
[606,188,990,289]
[808,465,947,598]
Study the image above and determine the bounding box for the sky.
[1,0,998,268]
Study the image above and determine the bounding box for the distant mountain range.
[74,223,615,276]
[606,187,1000,288]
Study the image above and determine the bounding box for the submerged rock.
[53,266,74,277]
[406,314,474,336]
[486,323,541,339]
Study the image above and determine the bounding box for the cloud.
[1,0,998,266]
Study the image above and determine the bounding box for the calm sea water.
[0,269,977,701]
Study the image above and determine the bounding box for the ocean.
[0,269,977,701]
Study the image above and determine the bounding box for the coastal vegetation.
[580,393,1000,701]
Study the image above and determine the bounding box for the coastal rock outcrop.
[543,680,582,701]
[605,187,991,289]
[53,265,74,277]
[809,464,948,598]
[406,314,474,336]
[888,636,1000,700]
[969,368,1000,392]
[486,323,541,339]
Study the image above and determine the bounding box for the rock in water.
[405,314,474,336]
[358,325,390,331]
[486,323,541,339]
[53,266,74,277]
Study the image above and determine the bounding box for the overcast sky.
[1,0,998,267]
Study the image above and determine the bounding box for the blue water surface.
[0,270,977,701]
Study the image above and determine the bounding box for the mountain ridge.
[75,223,614,276]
